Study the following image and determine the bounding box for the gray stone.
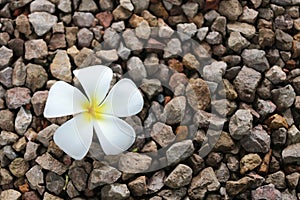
[140,79,163,99]
[88,162,121,190]
[58,0,72,13]
[164,164,192,188]
[118,152,152,173]
[239,6,259,24]
[15,107,32,135]
[44,192,63,200]
[163,38,182,58]
[215,162,230,183]
[24,141,39,161]
[132,0,149,14]
[196,27,209,41]
[286,172,300,189]
[228,32,250,53]
[275,14,293,30]
[46,172,65,195]
[255,98,276,117]
[117,42,130,60]
[0,67,12,88]
[5,87,31,109]
[188,167,220,200]
[122,29,143,51]
[103,28,121,49]
[166,140,194,165]
[0,189,21,200]
[127,56,147,82]
[272,127,287,146]
[151,122,175,147]
[73,47,94,68]
[36,153,67,175]
[205,31,222,45]
[144,53,159,75]
[25,63,48,92]
[15,14,32,36]
[233,66,261,102]
[135,20,151,39]
[120,0,134,11]
[218,0,242,20]
[99,0,114,10]
[96,49,118,62]
[287,125,300,145]
[241,49,269,72]
[271,85,295,111]
[265,65,286,84]
[241,125,270,153]
[275,29,293,50]
[101,183,130,200]
[77,28,93,48]
[282,143,300,164]
[0,46,13,69]
[266,171,286,189]
[28,12,57,36]
[229,109,253,140]
[163,96,186,125]
[30,0,55,13]
[26,165,44,189]
[252,184,281,200]
[227,22,256,39]
[182,2,198,18]
[177,23,197,41]
[73,12,95,27]
[25,39,48,60]
[203,61,226,83]
[68,166,88,191]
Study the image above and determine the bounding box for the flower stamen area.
[82,97,105,121]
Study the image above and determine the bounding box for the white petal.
[101,79,144,117]
[73,65,113,104]
[44,81,88,118]
[53,113,93,160]
[94,115,136,155]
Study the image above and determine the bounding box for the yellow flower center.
[82,97,106,121]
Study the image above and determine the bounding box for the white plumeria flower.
[43,65,144,160]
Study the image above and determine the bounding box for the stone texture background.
[0,0,300,199]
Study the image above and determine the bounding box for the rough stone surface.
[28,12,58,36]
[166,140,194,165]
[282,143,300,164]
[218,0,242,20]
[5,87,31,109]
[50,50,72,82]
[151,122,175,147]
[164,164,192,188]
[229,109,253,140]
[35,152,67,175]
[241,49,270,72]
[240,153,262,174]
[271,85,296,111]
[119,152,152,173]
[163,96,186,125]
[0,46,13,69]
[234,66,262,103]
[25,64,48,92]
[101,183,130,200]
[25,39,48,60]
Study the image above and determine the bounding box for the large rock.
[233,66,261,103]
[164,164,192,188]
[166,140,194,165]
[282,143,300,164]
[188,167,220,200]
[241,49,270,72]
[35,153,67,175]
[271,85,295,111]
[25,39,48,60]
[5,87,31,109]
[240,125,270,153]
[163,96,186,125]
[101,183,130,200]
[28,12,57,36]
[218,0,242,20]
[151,122,175,147]
[229,109,253,140]
[50,50,72,82]
[118,152,152,173]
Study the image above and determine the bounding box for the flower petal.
[101,79,144,117]
[94,115,136,155]
[73,65,113,105]
[44,81,88,118]
[53,113,93,160]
